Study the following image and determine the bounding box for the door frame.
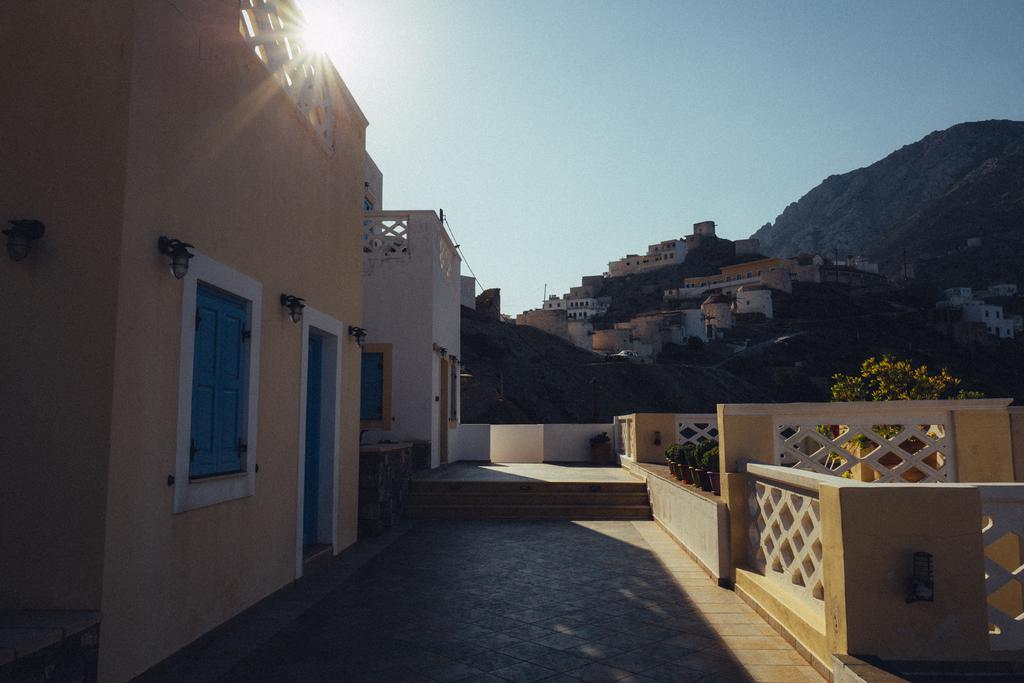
[294,307,343,579]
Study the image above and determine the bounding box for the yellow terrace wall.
[96,2,368,680]
[0,2,134,613]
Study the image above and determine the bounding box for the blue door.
[304,335,323,543]
[190,284,247,478]
[360,351,384,421]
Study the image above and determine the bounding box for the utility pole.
[543,283,547,302]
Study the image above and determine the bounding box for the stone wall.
[358,443,413,537]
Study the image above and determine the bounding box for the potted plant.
[590,432,613,465]
[664,444,684,480]
[682,443,703,489]
[695,441,720,494]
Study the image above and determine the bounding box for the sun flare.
[295,1,339,55]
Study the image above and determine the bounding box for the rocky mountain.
[752,120,1024,263]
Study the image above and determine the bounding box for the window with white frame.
[173,253,262,513]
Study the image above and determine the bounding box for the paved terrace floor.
[142,519,822,682]
[412,462,640,483]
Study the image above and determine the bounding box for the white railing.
[979,485,1024,650]
[745,465,828,612]
[363,214,410,260]
[675,414,718,445]
[238,1,337,151]
[773,408,955,483]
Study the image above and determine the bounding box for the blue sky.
[302,0,1024,315]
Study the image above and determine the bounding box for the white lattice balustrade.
[979,485,1024,650]
[774,416,954,483]
[363,216,410,260]
[675,414,718,445]
[748,479,824,605]
[238,1,337,151]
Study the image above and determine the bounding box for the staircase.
[405,480,652,520]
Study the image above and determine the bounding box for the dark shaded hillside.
[463,282,1022,424]
[459,306,771,424]
[753,120,1024,259]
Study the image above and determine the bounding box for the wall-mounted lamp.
[280,294,305,323]
[4,220,45,261]
[653,431,662,446]
[438,346,448,357]
[348,326,367,346]
[158,236,194,279]
[459,367,474,380]
[906,551,934,603]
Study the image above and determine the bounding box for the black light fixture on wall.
[4,219,45,261]
[348,326,367,346]
[157,236,194,279]
[280,294,305,323]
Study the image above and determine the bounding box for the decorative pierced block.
[363,217,410,260]
[748,480,824,605]
[979,486,1024,650]
[238,1,336,151]
[439,240,455,282]
[674,414,719,445]
[774,418,954,483]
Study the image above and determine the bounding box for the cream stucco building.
[2,2,369,680]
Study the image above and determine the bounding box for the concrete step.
[409,481,647,494]
[407,492,651,507]
[405,504,653,520]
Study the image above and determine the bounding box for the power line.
[441,212,485,293]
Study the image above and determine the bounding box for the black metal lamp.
[280,294,305,323]
[438,346,448,357]
[348,326,367,346]
[906,551,934,603]
[158,236,194,279]
[4,220,45,261]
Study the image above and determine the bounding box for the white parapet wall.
[455,424,613,463]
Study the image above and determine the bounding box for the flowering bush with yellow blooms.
[830,355,984,402]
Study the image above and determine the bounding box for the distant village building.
[701,294,734,338]
[461,275,477,309]
[685,220,718,252]
[665,257,795,300]
[607,237,687,278]
[734,238,761,256]
[516,308,569,339]
[936,285,1019,339]
[733,285,773,319]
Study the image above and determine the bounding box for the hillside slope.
[752,120,1024,260]
[459,306,771,423]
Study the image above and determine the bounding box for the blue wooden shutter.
[190,284,247,478]
[360,352,384,421]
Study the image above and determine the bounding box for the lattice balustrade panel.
[774,418,954,483]
[238,1,336,151]
[363,217,410,260]
[748,480,824,605]
[675,415,719,445]
[980,487,1024,650]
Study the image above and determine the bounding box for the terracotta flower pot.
[708,471,721,496]
[679,466,693,485]
[692,468,705,488]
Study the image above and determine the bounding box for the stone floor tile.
[527,648,592,673]
[727,649,810,667]
[633,661,709,683]
[491,660,559,682]
[568,662,635,682]
[464,650,526,672]
[425,661,488,682]
[565,642,628,662]
[599,649,663,674]
[715,635,793,651]
[500,640,561,661]
[742,664,823,681]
